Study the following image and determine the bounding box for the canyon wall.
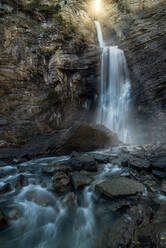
[0,0,99,147]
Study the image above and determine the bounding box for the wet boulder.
[52,172,71,193]
[59,123,120,153]
[92,154,110,164]
[121,156,150,171]
[0,183,12,194]
[152,170,166,179]
[151,156,166,170]
[70,171,92,190]
[95,177,145,198]
[71,155,98,172]
[0,210,8,230]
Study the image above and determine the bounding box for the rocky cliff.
[0,0,99,147]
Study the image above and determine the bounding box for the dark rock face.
[95,177,145,198]
[0,0,98,147]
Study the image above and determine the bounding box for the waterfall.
[95,21,131,143]
[94,21,104,48]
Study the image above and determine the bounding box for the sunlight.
[95,0,101,12]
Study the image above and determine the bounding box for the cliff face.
[0,0,99,147]
[98,0,166,143]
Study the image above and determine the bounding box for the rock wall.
[0,0,99,147]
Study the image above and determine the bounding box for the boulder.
[106,205,151,248]
[22,123,120,157]
[121,156,150,171]
[70,171,92,190]
[0,183,12,194]
[152,170,166,179]
[52,172,71,193]
[0,124,120,160]
[59,123,120,154]
[71,155,98,172]
[92,154,110,164]
[0,210,8,230]
[151,156,166,170]
[95,177,145,198]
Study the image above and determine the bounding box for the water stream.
[0,155,121,248]
[95,21,131,143]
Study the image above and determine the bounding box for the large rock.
[152,170,166,179]
[0,123,120,159]
[71,155,98,172]
[54,123,120,154]
[129,157,150,171]
[95,177,145,198]
[70,171,92,190]
[151,156,166,170]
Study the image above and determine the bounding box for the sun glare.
[95,0,101,12]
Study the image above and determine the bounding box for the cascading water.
[95,21,131,143]
[0,153,123,248]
